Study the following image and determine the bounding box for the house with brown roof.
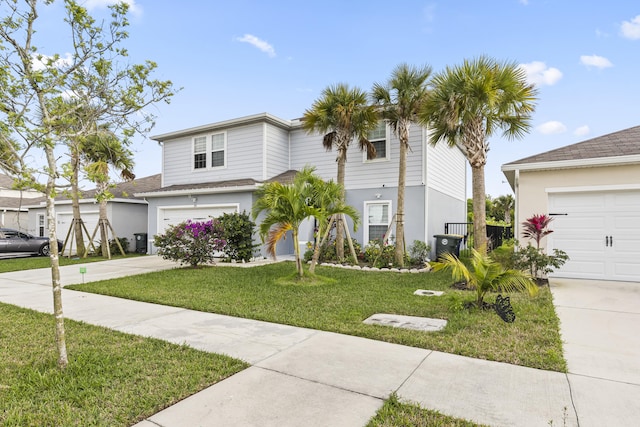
[502,125,640,281]
[26,174,160,253]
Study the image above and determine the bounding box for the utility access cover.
[363,313,447,332]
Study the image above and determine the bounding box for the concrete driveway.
[551,278,640,427]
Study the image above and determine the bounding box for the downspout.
[422,126,429,244]
[514,169,520,241]
[263,122,268,180]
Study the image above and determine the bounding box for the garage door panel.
[548,190,640,281]
[158,205,238,233]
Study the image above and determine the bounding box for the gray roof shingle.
[504,125,640,166]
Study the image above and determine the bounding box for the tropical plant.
[217,211,258,262]
[513,244,569,280]
[491,194,514,224]
[421,56,537,253]
[372,64,432,266]
[253,166,359,277]
[154,219,226,267]
[302,84,378,260]
[408,240,431,267]
[521,214,554,249]
[431,248,538,308]
[82,132,136,258]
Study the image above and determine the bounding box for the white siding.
[289,124,424,189]
[265,124,290,178]
[163,123,265,186]
[427,139,466,201]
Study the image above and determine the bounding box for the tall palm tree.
[371,63,432,266]
[302,84,378,260]
[420,56,537,252]
[82,131,135,258]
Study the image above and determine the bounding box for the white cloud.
[423,3,436,22]
[31,53,73,71]
[621,15,640,40]
[236,34,276,58]
[580,54,613,69]
[83,0,142,15]
[518,61,562,86]
[519,0,529,5]
[537,121,567,135]
[573,125,590,136]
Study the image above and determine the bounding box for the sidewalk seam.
[564,373,581,427]
[394,349,434,394]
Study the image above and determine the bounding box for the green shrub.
[309,237,361,264]
[408,240,431,267]
[109,237,129,254]
[363,240,400,268]
[513,244,569,279]
[490,239,515,269]
[217,211,259,262]
[154,219,226,267]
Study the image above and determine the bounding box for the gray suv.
[0,228,63,256]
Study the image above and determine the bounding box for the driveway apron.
[551,278,640,427]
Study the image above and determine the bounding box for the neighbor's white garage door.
[548,190,640,281]
[158,205,238,233]
[57,211,100,245]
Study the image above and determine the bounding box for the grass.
[368,394,487,427]
[0,302,248,426]
[69,262,566,371]
[0,253,141,273]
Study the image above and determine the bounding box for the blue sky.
[37,0,640,196]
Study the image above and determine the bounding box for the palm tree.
[306,173,359,274]
[302,84,378,260]
[82,131,135,258]
[431,248,538,308]
[372,63,432,266]
[420,56,537,252]
[252,167,358,277]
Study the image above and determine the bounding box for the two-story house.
[136,112,467,258]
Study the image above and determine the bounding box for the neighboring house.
[0,173,43,230]
[502,125,640,281]
[137,112,467,258]
[26,174,160,252]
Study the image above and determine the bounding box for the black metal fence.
[444,222,513,251]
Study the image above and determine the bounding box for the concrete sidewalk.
[1,255,627,426]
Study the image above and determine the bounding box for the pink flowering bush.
[154,219,226,267]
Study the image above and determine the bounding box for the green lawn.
[0,253,140,273]
[0,303,248,426]
[368,394,486,427]
[69,262,566,372]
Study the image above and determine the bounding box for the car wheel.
[39,243,50,256]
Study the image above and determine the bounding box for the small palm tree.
[302,84,378,260]
[253,167,359,277]
[421,56,537,252]
[431,248,538,308]
[372,63,432,266]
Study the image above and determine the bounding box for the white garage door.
[57,211,100,247]
[158,205,238,233]
[548,190,640,281]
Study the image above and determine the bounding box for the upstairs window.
[193,136,207,169]
[193,132,226,170]
[211,133,225,168]
[366,122,389,161]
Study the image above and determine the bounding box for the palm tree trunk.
[99,199,110,258]
[309,216,335,274]
[395,123,409,267]
[472,165,488,252]
[46,147,68,369]
[70,153,86,256]
[293,229,303,277]
[335,148,346,260]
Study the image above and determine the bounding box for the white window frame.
[192,132,227,171]
[37,213,45,237]
[364,122,390,163]
[363,200,393,244]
